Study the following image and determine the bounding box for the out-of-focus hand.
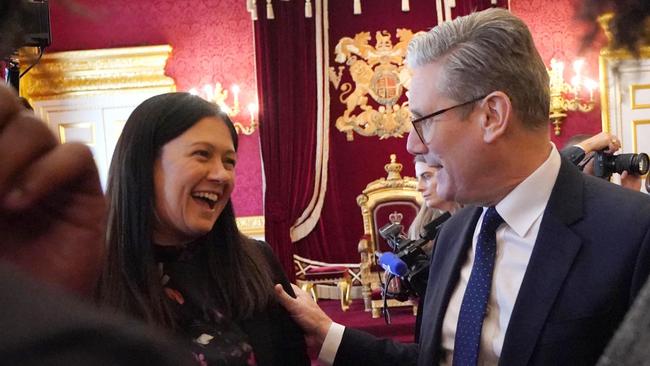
[578,131,621,154]
[0,84,106,297]
[274,283,333,352]
[620,171,643,191]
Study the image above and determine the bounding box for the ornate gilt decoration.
[235,215,265,237]
[330,29,421,141]
[547,58,597,136]
[19,45,176,100]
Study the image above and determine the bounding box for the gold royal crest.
[329,29,422,141]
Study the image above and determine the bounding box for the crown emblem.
[389,211,403,224]
[384,154,403,181]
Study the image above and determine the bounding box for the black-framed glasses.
[410,95,487,144]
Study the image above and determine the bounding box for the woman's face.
[152,116,236,246]
[415,160,445,210]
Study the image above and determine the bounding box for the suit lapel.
[499,159,585,365]
[419,207,482,366]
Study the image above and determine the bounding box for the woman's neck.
[152,228,194,248]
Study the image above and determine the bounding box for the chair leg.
[412,304,418,316]
[345,278,352,306]
[362,282,372,312]
[371,307,381,319]
[338,280,350,311]
[301,283,318,302]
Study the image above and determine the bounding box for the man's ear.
[479,91,511,143]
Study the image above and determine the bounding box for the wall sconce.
[189,83,259,135]
[548,58,597,136]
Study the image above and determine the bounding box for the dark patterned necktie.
[452,206,504,366]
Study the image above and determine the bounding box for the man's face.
[406,61,486,204]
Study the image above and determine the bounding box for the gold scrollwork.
[235,215,265,237]
[330,29,422,141]
[19,45,176,101]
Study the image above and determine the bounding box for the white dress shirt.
[319,144,561,366]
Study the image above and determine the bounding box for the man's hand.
[578,131,621,154]
[274,283,333,351]
[620,171,643,191]
[0,85,106,297]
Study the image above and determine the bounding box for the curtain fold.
[254,0,319,280]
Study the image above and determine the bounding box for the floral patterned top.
[156,242,256,366]
[155,240,309,366]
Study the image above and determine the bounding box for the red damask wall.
[47,0,607,242]
[48,0,262,216]
[511,0,604,147]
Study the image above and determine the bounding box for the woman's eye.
[224,158,237,168]
[193,150,210,158]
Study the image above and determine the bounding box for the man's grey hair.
[406,8,550,129]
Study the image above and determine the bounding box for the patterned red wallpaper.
[511,0,604,147]
[48,0,262,216]
[46,0,609,225]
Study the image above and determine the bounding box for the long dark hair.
[97,92,273,327]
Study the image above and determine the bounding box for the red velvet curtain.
[254,2,318,280]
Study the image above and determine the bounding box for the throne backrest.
[357,154,423,262]
[372,201,419,252]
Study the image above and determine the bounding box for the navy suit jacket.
[335,159,650,366]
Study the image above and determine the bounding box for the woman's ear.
[479,91,511,143]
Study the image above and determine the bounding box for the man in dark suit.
[275,7,650,366]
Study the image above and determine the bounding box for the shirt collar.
[494,143,561,237]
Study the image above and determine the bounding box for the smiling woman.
[97,92,309,366]
[152,116,236,246]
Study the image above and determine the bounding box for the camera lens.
[636,153,649,175]
[614,153,650,175]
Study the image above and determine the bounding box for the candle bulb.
[247,102,258,125]
[203,84,214,102]
[573,59,584,77]
[231,84,240,110]
[585,79,597,102]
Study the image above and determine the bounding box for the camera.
[2,1,51,91]
[593,150,649,180]
[377,212,451,299]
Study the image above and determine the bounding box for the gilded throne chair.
[357,154,422,318]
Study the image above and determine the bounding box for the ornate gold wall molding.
[598,44,650,134]
[236,215,265,237]
[19,45,175,100]
[598,13,650,133]
[330,29,421,141]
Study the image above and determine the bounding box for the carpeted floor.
[308,297,417,363]
[320,298,417,343]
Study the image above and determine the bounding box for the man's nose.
[406,128,428,155]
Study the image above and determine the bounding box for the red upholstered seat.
[298,265,352,311]
[304,266,350,281]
